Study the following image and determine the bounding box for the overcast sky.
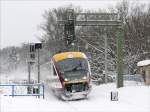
[1,0,150,49]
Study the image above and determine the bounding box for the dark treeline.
[0,1,150,76]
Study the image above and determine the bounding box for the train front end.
[52,52,92,100]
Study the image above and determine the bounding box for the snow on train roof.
[53,52,87,62]
[137,59,150,66]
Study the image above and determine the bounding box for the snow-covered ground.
[0,83,150,112]
[0,71,150,112]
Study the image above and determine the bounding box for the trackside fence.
[0,83,45,99]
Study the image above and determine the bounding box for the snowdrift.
[0,83,150,112]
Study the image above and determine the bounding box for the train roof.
[52,52,87,62]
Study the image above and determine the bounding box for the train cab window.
[53,66,57,76]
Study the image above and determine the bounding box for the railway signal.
[27,43,42,97]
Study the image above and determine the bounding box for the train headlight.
[64,78,69,82]
[83,76,87,80]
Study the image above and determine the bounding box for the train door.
[50,60,62,90]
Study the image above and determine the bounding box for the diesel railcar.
[49,52,92,100]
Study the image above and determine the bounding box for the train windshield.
[57,58,88,79]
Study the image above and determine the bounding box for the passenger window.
[53,66,57,76]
